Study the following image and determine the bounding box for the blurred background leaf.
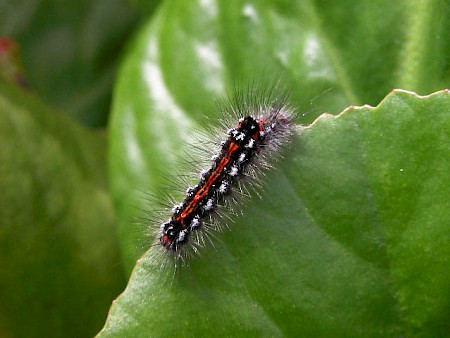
[0,0,160,127]
[0,80,126,337]
[0,1,161,336]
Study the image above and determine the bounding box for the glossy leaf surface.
[104,1,450,336]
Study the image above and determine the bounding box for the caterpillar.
[152,85,297,263]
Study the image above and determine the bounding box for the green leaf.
[0,80,126,338]
[0,0,145,126]
[104,0,450,336]
[104,88,450,336]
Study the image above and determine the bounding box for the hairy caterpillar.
[149,85,297,264]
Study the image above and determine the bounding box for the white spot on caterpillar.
[171,203,183,213]
[219,181,229,193]
[177,229,188,242]
[186,186,195,195]
[235,132,245,141]
[160,221,169,231]
[203,199,214,211]
[200,169,209,179]
[190,216,201,229]
[230,166,239,176]
[245,139,255,148]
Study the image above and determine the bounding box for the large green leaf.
[104,88,450,336]
[0,81,126,337]
[104,0,450,336]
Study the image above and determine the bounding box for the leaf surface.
[104,1,450,336]
[0,81,125,338]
